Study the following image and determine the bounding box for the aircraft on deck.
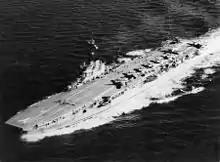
[133,68,142,73]
[122,73,136,79]
[149,59,160,64]
[141,64,153,68]
[105,79,123,89]
[187,42,202,49]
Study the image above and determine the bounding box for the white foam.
[21,28,220,142]
[117,57,132,63]
[153,87,205,104]
[201,68,216,79]
[204,68,215,75]
[125,49,151,56]
[152,86,204,105]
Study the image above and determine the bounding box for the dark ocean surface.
[0,0,220,161]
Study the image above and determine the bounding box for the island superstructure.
[5,37,203,133]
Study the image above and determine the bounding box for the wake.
[21,28,220,142]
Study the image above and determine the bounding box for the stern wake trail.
[22,28,220,142]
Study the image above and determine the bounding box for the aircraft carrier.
[5,37,203,133]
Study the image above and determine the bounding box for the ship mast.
[87,32,99,60]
